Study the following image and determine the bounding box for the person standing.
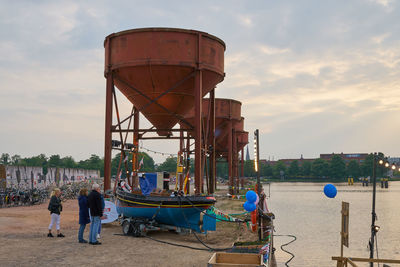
[78,188,90,243]
[97,192,105,239]
[47,188,65,237]
[88,183,102,245]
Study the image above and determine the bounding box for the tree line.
[254,153,398,180]
[216,153,398,180]
[0,152,168,178]
[1,152,397,180]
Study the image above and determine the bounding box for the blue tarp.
[139,173,157,196]
[203,209,216,232]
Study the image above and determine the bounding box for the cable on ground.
[275,234,297,267]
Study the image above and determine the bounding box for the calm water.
[266,181,400,266]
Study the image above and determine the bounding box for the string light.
[254,129,259,172]
[138,141,178,157]
[377,157,400,173]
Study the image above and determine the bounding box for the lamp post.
[253,129,261,240]
[254,129,260,194]
[369,152,377,267]
[368,154,400,266]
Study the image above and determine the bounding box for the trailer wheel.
[132,222,145,237]
[122,220,133,236]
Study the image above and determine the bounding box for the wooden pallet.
[208,252,264,267]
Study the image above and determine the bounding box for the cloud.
[369,0,394,8]
[1,0,400,163]
[237,14,253,27]
[371,33,391,44]
[258,45,291,55]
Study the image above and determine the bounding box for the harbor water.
[267,181,400,266]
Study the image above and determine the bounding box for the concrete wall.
[46,167,100,187]
[4,165,45,189]
[0,165,100,189]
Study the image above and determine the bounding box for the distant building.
[260,152,370,167]
[320,153,369,164]
[261,154,316,167]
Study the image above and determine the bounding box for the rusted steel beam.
[241,147,244,188]
[194,69,202,195]
[233,129,238,194]
[111,128,191,133]
[112,86,131,186]
[186,135,191,194]
[104,72,113,192]
[132,107,139,188]
[228,121,233,195]
[210,90,216,193]
[139,137,194,140]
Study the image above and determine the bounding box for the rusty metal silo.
[182,98,246,194]
[103,28,225,193]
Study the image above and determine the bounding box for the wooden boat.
[115,187,216,232]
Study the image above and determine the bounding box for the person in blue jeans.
[97,193,105,239]
[87,183,103,245]
[77,188,90,243]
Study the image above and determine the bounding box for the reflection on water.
[266,181,400,266]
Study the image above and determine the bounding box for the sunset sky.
[1,0,399,164]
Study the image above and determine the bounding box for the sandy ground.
[0,196,254,267]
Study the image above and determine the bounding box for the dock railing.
[332,256,400,267]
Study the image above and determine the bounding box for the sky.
[0,0,399,164]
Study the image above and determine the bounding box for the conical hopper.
[104,28,225,135]
[236,131,249,151]
[181,98,242,139]
[215,117,246,155]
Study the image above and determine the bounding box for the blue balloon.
[324,184,337,198]
[245,190,257,203]
[243,201,257,212]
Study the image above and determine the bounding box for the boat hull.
[116,189,216,232]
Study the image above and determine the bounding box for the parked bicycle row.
[0,188,49,207]
[0,180,99,208]
[58,181,95,201]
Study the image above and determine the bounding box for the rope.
[177,196,234,252]
[275,234,297,267]
[145,235,212,251]
[182,196,246,223]
[228,211,251,216]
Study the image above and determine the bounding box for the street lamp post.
[253,129,261,240]
[368,153,400,266]
[369,153,377,267]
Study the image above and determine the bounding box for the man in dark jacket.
[88,183,103,245]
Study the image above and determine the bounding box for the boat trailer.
[119,216,191,237]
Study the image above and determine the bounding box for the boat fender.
[251,210,257,232]
[121,181,132,192]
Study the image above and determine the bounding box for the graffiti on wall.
[46,168,100,187]
[1,165,100,189]
[4,166,45,189]
[0,165,6,190]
